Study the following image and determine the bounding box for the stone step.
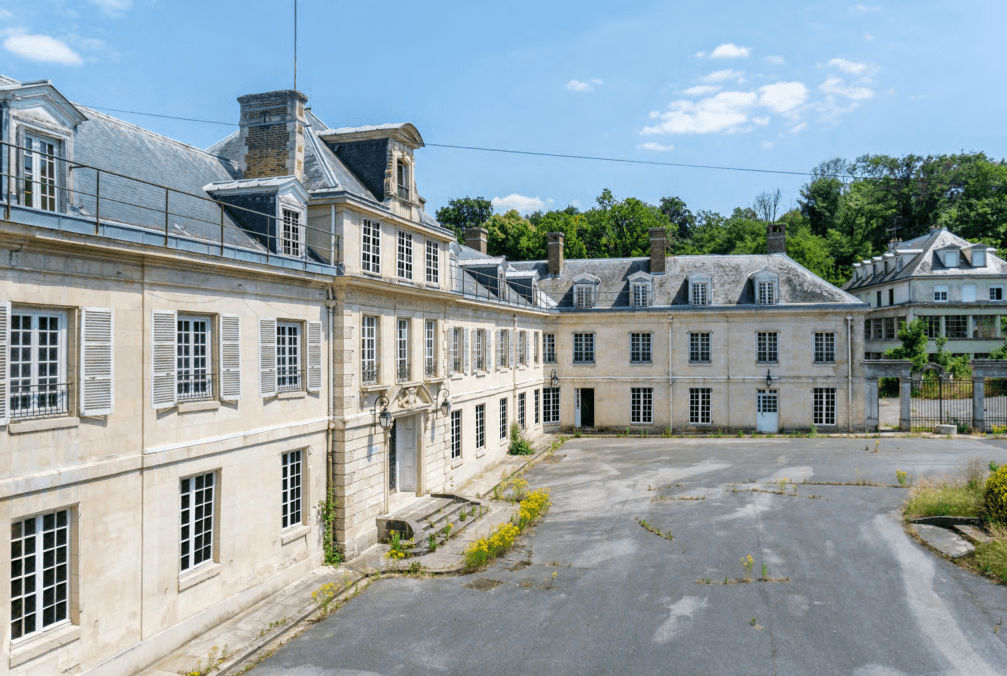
[954,524,994,545]
[914,523,975,559]
[376,494,485,555]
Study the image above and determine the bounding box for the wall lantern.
[765,370,774,388]
[550,369,559,388]
[439,389,452,417]
[375,395,392,431]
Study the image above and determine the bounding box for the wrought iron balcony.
[424,360,436,378]
[177,372,214,402]
[277,368,303,392]
[10,381,70,420]
[397,363,411,382]
[361,365,378,385]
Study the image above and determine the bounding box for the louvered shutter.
[259,318,277,397]
[306,320,322,393]
[0,301,9,426]
[81,308,114,416]
[486,329,493,373]
[462,328,470,375]
[219,314,241,401]
[510,331,516,368]
[151,310,177,409]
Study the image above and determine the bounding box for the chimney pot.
[767,222,786,254]
[547,232,565,276]
[464,227,488,254]
[649,227,667,274]
[237,90,308,181]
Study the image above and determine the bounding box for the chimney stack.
[237,90,308,181]
[649,228,667,274]
[464,227,488,254]
[767,222,786,254]
[547,232,565,277]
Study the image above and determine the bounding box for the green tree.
[434,197,493,242]
[884,318,929,373]
[658,195,695,240]
[484,210,542,260]
[584,189,672,258]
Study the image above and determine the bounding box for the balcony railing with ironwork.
[424,360,436,378]
[361,365,378,385]
[397,363,411,382]
[277,368,303,392]
[10,381,70,420]
[177,372,214,402]
[397,185,409,200]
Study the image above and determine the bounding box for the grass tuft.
[904,478,984,518]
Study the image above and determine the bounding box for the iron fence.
[985,378,1007,431]
[909,376,973,430]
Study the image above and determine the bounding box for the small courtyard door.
[391,415,418,493]
[756,389,779,433]
[576,388,594,428]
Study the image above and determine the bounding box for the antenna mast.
[293,0,298,91]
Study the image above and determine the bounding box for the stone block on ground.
[954,524,994,544]
[914,523,975,558]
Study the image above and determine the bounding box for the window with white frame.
[534,331,540,364]
[632,282,652,308]
[396,319,410,381]
[451,410,462,459]
[814,332,836,364]
[397,232,413,280]
[424,320,436,377]
[280,208,302,258]
[757,280,776,305]
[690,281,710,306]
[276,322,302,391]
[689,332,710,364]
[396,159,410,200]
[281,450,303,529]
[942,250,959,268]
[534,389,540,425]
[574,284,594,309]
[499,398,508,439]
[475,404,486,449]
[425,240,439,284]
[21,133,59,212]
[544,333,556,363]
[991,286,1004,302]
[518,330,528,365]
[180,472,215,571]
[923,315,941,339]
[475,328,486,371]
[361,316,378,384]
[973,250,987,267]
[452,327,463,373]
[543,387,560,423]
[498,329,510,368]
[573,333,595,364]
[9,308,68,420]
[689,388,711,425]
[11,508,71,640]
[631,387,653,424]
[518,392,526,429]
[813,387,836,426]
[362,219,381,274]
[934,285,949,302]
[177,315,212,401]
[630,332,652,364]
[757,331,778,364]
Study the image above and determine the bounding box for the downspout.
[325,287,336,558]
[846,314,853,431]
[329,204,336,265]
[667,315,674,432]
[512,312,518,424]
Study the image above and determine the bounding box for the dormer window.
[21,133,60,212]
[942,250,959,268]
[973,250,987,267]
[574,284,594,309]
[396,159,409,200]
[280,207,303,258]
[897,258,903,272]
[690,277,711,306]
[632,282,651,307]
[752,270,779,305]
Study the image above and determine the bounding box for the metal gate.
[910,373,973,430]
[985,378,1007,431]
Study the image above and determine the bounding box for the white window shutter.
[81,308,114,416]
[510,331,516,368]
[462,328,470,375]
[219,314,241,401]
[486,330,493,373]
[259,318,277,397]
[0,301,9,426]
[306,320,322,393]
[151,310,176,409]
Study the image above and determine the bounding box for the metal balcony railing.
[10,381,70,420]
[397,363,411,382]
[361,365,378,385]
[397,185,409,200]
[177,372,214,402]
[424,360,436,378]
[277,368,303,392]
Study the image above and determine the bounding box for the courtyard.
[258,437,1007,675]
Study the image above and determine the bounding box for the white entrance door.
[756,389,779,433]
[575,389,582,428]
[396,415,417,492]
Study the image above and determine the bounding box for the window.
[276,322,302,391]
[888,288,894,305]
[632,283,652,308]
[518,331,528,366]
[574,284,594,309]
[396,319,410,382]
[876,291,882,307]
[689,388,711,425]
[923,316,941,339]
[991,286,1004,302]
[757,280,776,305]
[177,316,212,402]
[897,257,904,271]
[689,332,710,364]
[498,329,510,368]
[934,285,948,302]
[475,329,486,371]
[864,319,872,340]
[9,308,68,420]
[973,250,987,268]
[21,133,58,212]
[11,509,71,640]
[691,282,709,306]
[180,472,215,572]
[397,232,413,280]
[499,398,508,439]
[631,387,653,424]
[424,320,436,377]
[452,327,463,374]
[630,332,652,364]
[544,333,557,363]
[425,240,439,284]
[883,317,896,340]
[281,450,303,529]
[362,316,378,383]
[942,250,959,268]
[945,315,968,339]
[534,389,540,425]
[757,331,778,364]
[451,410,462,459]
[543,388,560,424]
[475,404,485,450]
[396,159,409,200]
[573,333,595,364]
[814,332,836,364]
[534,331,540,364]
[362,219,381,274]
[963,285,977,303]
[280,208,302,257]
[813,388,836,426]
[974,315,997,339]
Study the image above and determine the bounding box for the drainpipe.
[846,314,853,431]
[512,313,518,422]
[667,315,674,432]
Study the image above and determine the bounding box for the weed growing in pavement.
[179,646,228,676]
[464,489,551,571]
[385,530,413,560]
[896,470,909,487]
[904,460,989,519]
[741,555,754,580]
[761,564,768,579]
[428,535,437,552]
[636,517,674,541]
[318,486,343,566]
[662,425,672,438]
[874,440,881,453]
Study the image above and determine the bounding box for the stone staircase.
[377,494,485,555]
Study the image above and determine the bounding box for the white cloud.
[694,51,706,58]
[760,140,774,149]
[819,76,874,101]
[492,194,550,214]
[853,4,880,12]
[757,81,808,113]
[86,0,132,16]
[752,116,770,126]
[828,58,869,75]
[682,84,721,96]
[789,122,807,134]
[702,68,745,83]
[764,55,785,65]
[642,90,758,135]
[0,9,12,20]
[3,33,83,66]
[864,33,875,41]
[638,142,675,152]
[709,43,751,59]
[566,78,603,93]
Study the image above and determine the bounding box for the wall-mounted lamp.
[550,369,559,388]
[765,370,774,388]
[375,395,392,431]
[439,388,452,417]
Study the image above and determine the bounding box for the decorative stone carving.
[333,396,355,410]
[333,350,354,363]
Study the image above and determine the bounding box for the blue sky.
[1,1,1003,218]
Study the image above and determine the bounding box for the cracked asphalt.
[257,437,1007,675]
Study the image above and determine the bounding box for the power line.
[82,105,237,127]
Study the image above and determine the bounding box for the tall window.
[451,410,462,459]
[573,333,595,364]
[923,316,941,339]
[280,208,302,257]
[689,332,710,364]
[475,404,486,449]
[276,322,301,391]
[361,316,378,384]
[396,159,409,200]
[21,134,58,212]
[534,332,540,364]
[757,280,776,305]
[691,282,709,306]
[180,472,215,571]
[425,240,439,284]
[632,283,652,307]
[362,219,381,274]
[757,332,778,364]
[498,329,510,368]
[396,319,410,381]
[689,388,712,424]
[631,387,653,424]
[534,389,540,424]
[397,232,413,280]
[177,316,212,401]
[813,388,836,426]
[475,329,486,371]
[452,327,463,373]
[991,286,1004,302]
[945,315,968,338]
[574,284,594,309]
[11,509,70,640]
[518,392,526,429]
[518,331,528,365]
[281,450,303,529]
[630,332,652,364]
[543,387,560,423]
[9,308,67,419]
[544,333,557,363]
[499,398,508,439]
[813,332,835,364]
[425,320,436,377]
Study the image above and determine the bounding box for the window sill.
[571,362,595,367]
[178,562,220,591]
[688,362,712,367]
[360,383,387,393]
[178,400,220,414]
[362,270,382,279]
[451,458,465,469]
[450,374,465,381]
[757,361,779,366]
[281,524,311,545]
[475,449,486,459]
[9,623,81,668]
[812,362,837,367]
[630,361,653,366]
[277,390,307,400]
[8,416,80,435]
[425,375,445,383]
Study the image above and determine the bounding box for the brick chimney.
[547,232,564,276]
[767,222,786,254]
[464,227,488,254]
[237,90,308,181]
[649,228,667,274]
